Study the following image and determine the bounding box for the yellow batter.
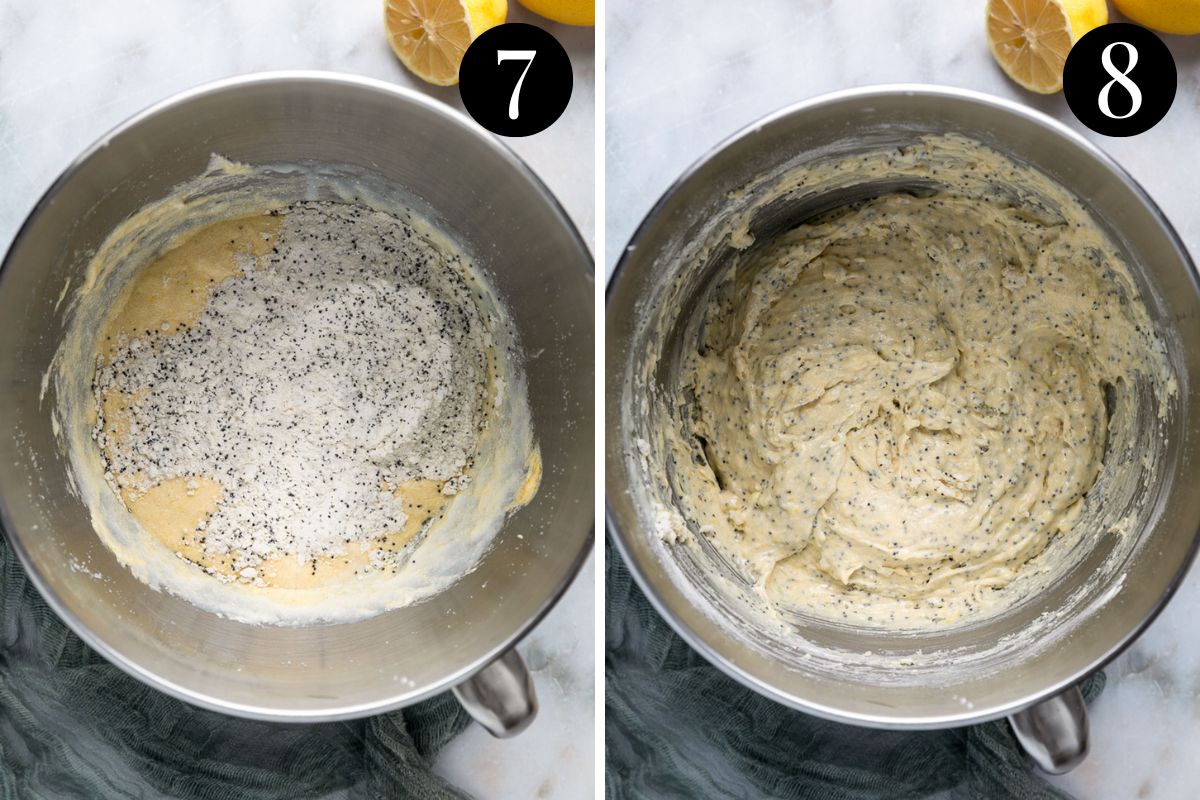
[92,213,462,590]
[669,140,1171,628]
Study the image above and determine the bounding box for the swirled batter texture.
[673,143,1172,628]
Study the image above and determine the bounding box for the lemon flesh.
[385,0,507,86]
[987,0,1108,93]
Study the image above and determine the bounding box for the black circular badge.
[459,23,573,137]
[1063,23,1176,137]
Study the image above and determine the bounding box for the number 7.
[497,49,537,121]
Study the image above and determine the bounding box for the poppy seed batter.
[666,138,1173,629]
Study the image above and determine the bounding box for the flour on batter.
[93,201,492,589]
[666,137,1174,629]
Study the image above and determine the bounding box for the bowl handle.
[451,647,538,738]
[1007,685,1089,774]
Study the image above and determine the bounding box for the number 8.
[1098,41,1142,120]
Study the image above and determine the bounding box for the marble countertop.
[0,2,594,799]
[606,1,1199,797]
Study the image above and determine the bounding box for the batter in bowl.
[663,136,1174,629]
[93,201,495,589]
[53,160,540,623]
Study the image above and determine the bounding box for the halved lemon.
[986,0,1108,93]
[384,0,507,86]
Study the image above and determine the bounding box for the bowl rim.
[604,82,1200,729]
[0,69,594,722]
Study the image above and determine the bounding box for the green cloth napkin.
[605,540,1100,800]
[0,530,471,800]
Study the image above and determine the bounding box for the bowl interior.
[0,74,594,720]
[606,87,1200,726]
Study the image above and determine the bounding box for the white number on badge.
[1098,41,1142,120]
[497,49,537,120]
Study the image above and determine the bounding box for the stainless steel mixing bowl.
[0,72,593,730]
[606,85,1200,771]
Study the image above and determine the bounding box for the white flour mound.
[92,201,491,571]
